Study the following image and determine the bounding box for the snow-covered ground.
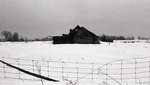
[0,41,150,63]
[0,41,150,85]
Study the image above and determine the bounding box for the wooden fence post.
[91,63,94,80]
[62,61,64,80]
[32,60,34,80]
[47,61,49,77]
[134,58,137,84]
[120,60,123,85]
[17,58,20,79]
[2,57,6,78]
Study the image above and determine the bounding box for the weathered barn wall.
[53,26,100,44]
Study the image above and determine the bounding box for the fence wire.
[98,56,150,85]
[0,57,101,83]
[0,56,150,85]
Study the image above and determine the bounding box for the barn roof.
[72,25,98,38]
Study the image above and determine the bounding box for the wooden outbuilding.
[53,25,100,44]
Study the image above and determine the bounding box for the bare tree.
[13,32,19,41]
[1,31,13,41]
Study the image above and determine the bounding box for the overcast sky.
[0,0,150,38]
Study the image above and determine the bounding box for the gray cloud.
[0,0,150,38]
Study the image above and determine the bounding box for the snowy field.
[0,41,150,85]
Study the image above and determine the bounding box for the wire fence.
[0,57,101,83]
[98,56,150,85]
[0,56,150,85]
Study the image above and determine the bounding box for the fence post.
[105,64,108,84]
[17,58,20,79]
[134,58,137,84]
[32,60,34,80]
[47,61,49,77]
[76,62,79,83]
[120,60,123,85]
[91,63,94,80]
[149,60,150,84]
[2,57,6,78]
[62,61,64,80]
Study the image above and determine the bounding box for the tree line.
[0,30,149,42]
[0,30,53,42]
[98,34,135,42]
[0,31,24,42]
